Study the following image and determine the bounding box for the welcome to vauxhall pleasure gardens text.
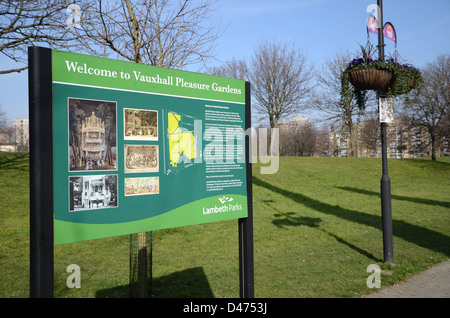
[64,60,243,95]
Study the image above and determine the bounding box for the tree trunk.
[348,124,356,157]
[431,135,436,161]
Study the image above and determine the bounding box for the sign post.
[376,0,394,264]
[29,46,54,298]
[239,82,254,298]
[29,47,254,297]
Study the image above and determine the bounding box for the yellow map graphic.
[168,112,197,167]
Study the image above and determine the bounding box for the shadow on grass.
[337,186,450,209]
[0,152,29,171]
[270,210,382,262]
[272,212,321,229]
[254,176,450,257]
[400,158,450,167]
[96,266,214,298]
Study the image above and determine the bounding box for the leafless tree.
[209,57,248,81]
[314,126,330,157]
[360,117,380,157]
[249,40,314,128]
[404,54,450,160]
[0,104,13,149]
[279,120,316,156]
[311,52,374,157]
[64,0,222,69]
[0,0,76,74]
[0,104,13,143]
[0,104,7,129]
[1,0,222,73]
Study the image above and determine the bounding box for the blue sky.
[210,0,450,67]
[1,0,449,124]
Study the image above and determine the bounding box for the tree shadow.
[254,176,450,257]
[337,186,450,209]
[272,212,322,229]
[95,267,214,298]
[269,207,382,262]
[400,158,450,167]
[151,266,214,298]
[0,152,29,172]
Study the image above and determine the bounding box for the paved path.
[368,260,450,298]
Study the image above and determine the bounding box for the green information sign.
[51,50,249,245]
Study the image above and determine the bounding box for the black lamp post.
[377,0,394,264]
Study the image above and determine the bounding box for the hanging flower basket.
[348,68,392,90]
[341,43,423,110]
[388,61,423,96]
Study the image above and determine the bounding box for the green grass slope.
[0,153,449,297]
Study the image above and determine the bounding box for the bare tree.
[0,104,7,129]
[64,0,222,69]
[249,40,314,128]
[311,52,374,157]
[314,126,330,157]
[0,104,14,149]
[404,55,450,160]
[0,0,76,74]
[360,117,380,157]
[279,120,316,156]
[209,57,248,81]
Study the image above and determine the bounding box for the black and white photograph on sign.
[124,108,158,141]
[124,145,159,173]
[69,98,117,171]
[69,175,118,212]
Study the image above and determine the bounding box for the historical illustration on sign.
[69,175,118,211]
[124,108,158,140]
[125,177,159,196]
[68,98,117,171]
[124,145,159,173]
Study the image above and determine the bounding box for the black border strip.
[238,81,254,298]
[29,46,54,298]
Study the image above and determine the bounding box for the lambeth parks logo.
[203,197,242,215]
[218,196,234,204]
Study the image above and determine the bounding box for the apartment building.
[322,120,448,158]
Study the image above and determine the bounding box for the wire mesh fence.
[129,232,152,298]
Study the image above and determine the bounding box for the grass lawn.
[0,152,449,298]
